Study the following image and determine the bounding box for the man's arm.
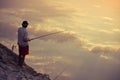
[23,30,30,42]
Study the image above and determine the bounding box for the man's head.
[22,21,29,28]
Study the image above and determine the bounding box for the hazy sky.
[0,0,120,80]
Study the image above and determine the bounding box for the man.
[18,21,30,67]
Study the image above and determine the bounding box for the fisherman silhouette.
[17,21,30,67]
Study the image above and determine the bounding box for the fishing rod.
[30,31,63,41]
[53,67,67,80]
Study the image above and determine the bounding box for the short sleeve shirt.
[18,27,28,46]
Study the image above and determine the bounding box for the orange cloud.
[91,46,120,54]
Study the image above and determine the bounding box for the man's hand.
[28,38,31,41]
[23,38,31,42]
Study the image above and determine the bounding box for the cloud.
[0,0,120,80]
[26,36,120,80]
[90,46,119,54]
[92,4,101,8]
[28,26,84,44]
[40,45,120,80]
[26,55,44,60]
[0,21,85,47]
[0,22,17,40]
[0,0,74,22]
[102,16,113,21]
[113,29,120,34]
[0,0,16,8]
[90,46,120,64]
[100,54,112,60]
[62,46,120,80]
[98,29,113,34]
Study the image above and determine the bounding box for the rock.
[0,43,51,80]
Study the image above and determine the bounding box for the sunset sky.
[0,0,120,80]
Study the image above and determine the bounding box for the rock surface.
[0,43,51,80]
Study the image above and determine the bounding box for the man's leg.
[18,54,26,67]
[22,54,26,65]
[18,54,22,66]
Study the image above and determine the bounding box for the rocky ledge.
[0,43,51,80]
